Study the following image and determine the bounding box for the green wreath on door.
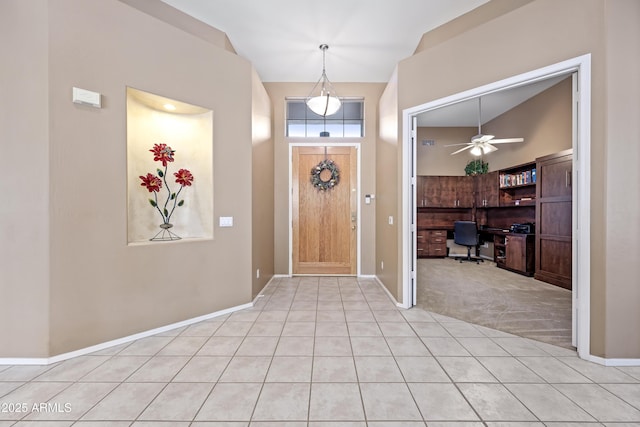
[311,159,340,190]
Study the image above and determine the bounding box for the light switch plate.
[219,216,233,227]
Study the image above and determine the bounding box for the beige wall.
[376,69,400,298]
[0,0,51,357]
[482,77,572,170]
[263,82,385,277]
[416,127,477,176]
[251,69,275,297]
[603,0,640,358]
[413,0,533,54]
[119,0,237,54]
[380,0,640,358]
[4,0,637,360]
[2,0,261,357]
[417,77,573,176]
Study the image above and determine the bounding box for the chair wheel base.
[454,256,484,264]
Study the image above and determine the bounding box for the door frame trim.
[401,54,591,360]
[288,142,362,276]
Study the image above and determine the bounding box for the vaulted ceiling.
[160,1,565,127]
[161,0,489,83]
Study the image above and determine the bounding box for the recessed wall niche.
[127,87,213,244]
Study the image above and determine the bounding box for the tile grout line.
[191,275,280,424]
[347,276,369,425]
[434,316,547,424]
[2,274,639,425]
[131,305,240,423]
[306,275,318,426]
[367,275,431,425]
[406,305,488,424]
[247,275,293,424]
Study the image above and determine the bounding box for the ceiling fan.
[446,98,524,156]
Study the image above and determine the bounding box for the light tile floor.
[1,276,639,426]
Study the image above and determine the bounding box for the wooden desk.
[490,230,535,276]
[415,206,536,273]
[416,229,447,257]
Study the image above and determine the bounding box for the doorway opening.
[402,55,592,359]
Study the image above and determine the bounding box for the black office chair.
[453,221,484,264]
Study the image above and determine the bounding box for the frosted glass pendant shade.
[307,93,341,116]
[306,44,341,117]
[470,145,483,156]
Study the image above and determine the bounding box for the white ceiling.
[160,0,489,83]
[158,0,568,127]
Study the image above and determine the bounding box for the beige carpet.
[416,258,574,349]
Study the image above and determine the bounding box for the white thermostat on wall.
[72,87,102,108]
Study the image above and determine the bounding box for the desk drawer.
[426,230,446,239]
[426,230,446,245]
[417,229,448,258]
[416,230,428,257]
[426,243,447,256]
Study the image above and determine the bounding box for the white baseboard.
[372,275,404,308]
[9,273,635,368]
[1,301,254,366]
[585,354,640,367]
[253,275,280,301]
[0,357,50,365]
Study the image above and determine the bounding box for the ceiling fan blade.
[450,145,474,155]
[489,137,524,144]
[443,142,471,147]
[471,134,494,144]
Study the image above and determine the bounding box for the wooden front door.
[292,146,357,275]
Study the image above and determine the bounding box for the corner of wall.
[251,69,275,297]
[375,70,400,300]
[117,0,238,53]
[413,0,534,54]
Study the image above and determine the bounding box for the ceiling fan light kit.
[447,98,524,156]
[306,44,341,117]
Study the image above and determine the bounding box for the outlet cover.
[219,216,233,227]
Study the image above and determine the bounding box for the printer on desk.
[510,222,534,234]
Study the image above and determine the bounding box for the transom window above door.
[286,98,364,138]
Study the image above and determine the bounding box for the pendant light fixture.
[306,44,341,117]
[470,145,483,156]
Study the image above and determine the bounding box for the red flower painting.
[150,143,175,167]
[174,169,194,187]
[139,143,194,230]
[139,173,163,193]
